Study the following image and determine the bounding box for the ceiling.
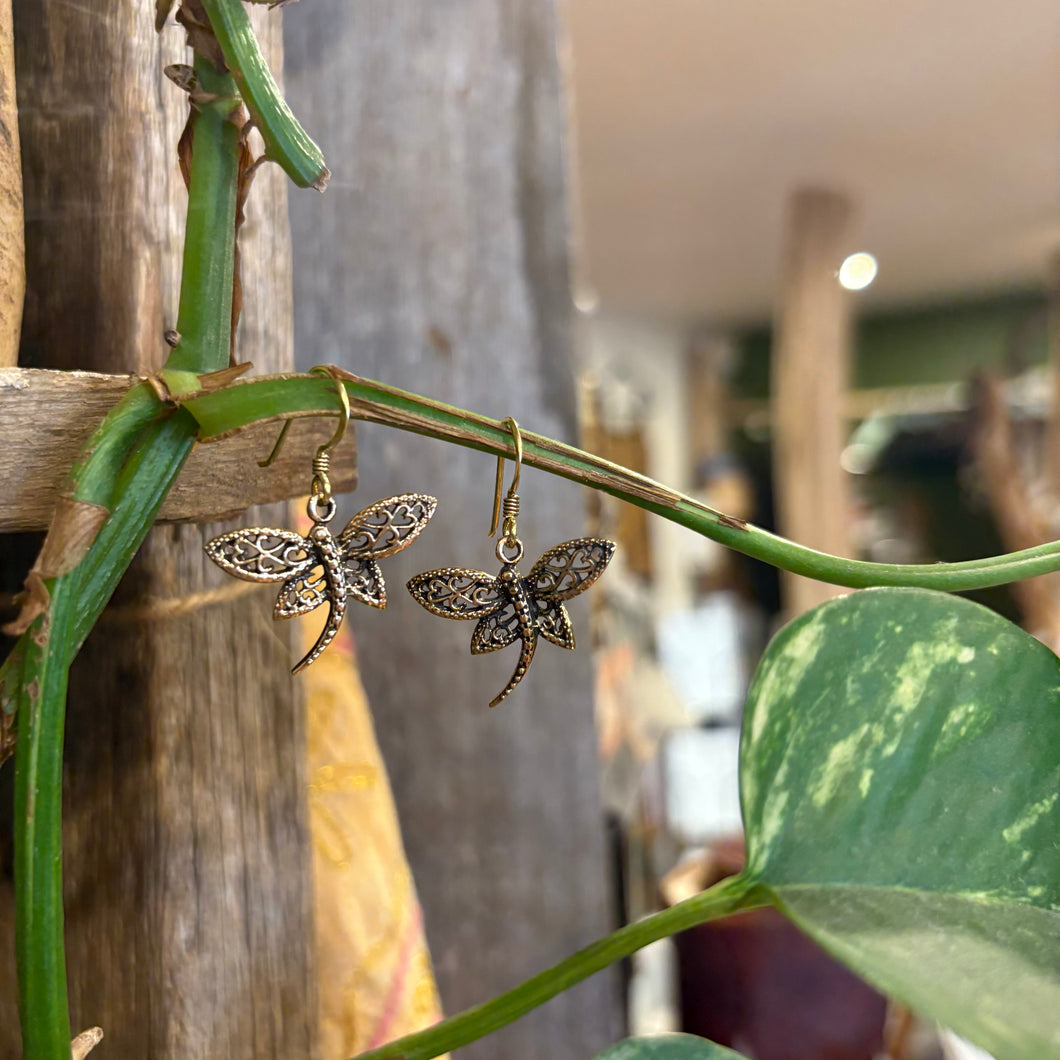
[566,0,1060,324]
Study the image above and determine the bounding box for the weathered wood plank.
[0,0,22,367]
[0,368,356,531]
[285,4,621,1058]
[1,8,318,1060]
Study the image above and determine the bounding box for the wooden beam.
[0,0,22,367]
[770,187,854,615]
[1043,251,1060,494]
[0,368,357,531]
[285,4,622,1058]
[1,8,319,1058]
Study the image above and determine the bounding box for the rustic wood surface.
[285,4,621,1058]
[0,368,357,531]
[0,0,21,367]
[1,8,318,1060]
[770,187,854,616]
[972,374,1060,650]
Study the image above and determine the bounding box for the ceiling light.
[572,285,600,315]
[838,252,878,291]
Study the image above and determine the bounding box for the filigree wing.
[205,528,317,583]
[527,538,615,602]
[339,494,438,560]
[534,599,575,650]
[275,568,328,619]
[406,568,504,620]
[344,555,386,609]
[470,600,521,655]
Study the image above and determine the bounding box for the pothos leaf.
[740,588,1060,1060]
[592,1035,747,1059]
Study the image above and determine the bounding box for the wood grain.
[0,0,22,367]
[285,4,621,1058]
[0,368,357,531]
[0,8,317,1060]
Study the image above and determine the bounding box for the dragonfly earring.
[205,366,437,673]
[407,417,615,707]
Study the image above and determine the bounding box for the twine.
[99,580,263,624]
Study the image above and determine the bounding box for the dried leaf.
[3,573,50,637]
[0,711,13,766]
[198,362,253,393]
[177,110,195,190]
[0,641,22,766]
[2,498,110,635]
[148,362,252,406]
[37,498,110,577]
[155,0,177,31]
[230,134,257,361]
[176,0,226,72]
[163,63,197,94]
[71,1027,104,1060]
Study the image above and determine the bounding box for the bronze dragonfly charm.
[206,493,437,673]
[407,536,615,706]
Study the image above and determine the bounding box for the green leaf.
[741,587,1060,1060]
[592,1035,747,1059]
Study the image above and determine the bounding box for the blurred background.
[563,3,1058,1058]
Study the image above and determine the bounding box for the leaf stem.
[184,370,1060,593]
[198,0,329,189]
[352,875,766,1060]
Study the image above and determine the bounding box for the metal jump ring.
[496,536,524,564]
[307,493,337,524]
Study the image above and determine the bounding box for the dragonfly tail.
[291,600,343,674]
[489,634,537,707]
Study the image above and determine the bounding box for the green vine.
[183,371,1060,593]
[353,876,766,1060]
[10,48,242,1060]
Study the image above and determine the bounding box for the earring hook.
[258,365,351,494]
[489,417,523,540]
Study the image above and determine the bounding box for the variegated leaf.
[740,588,1060,1060]
[593,1037,746,1060]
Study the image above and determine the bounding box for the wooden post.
[971,374,1060,648]
[0,0,22,367]
[0,7,317,1059]
[687,335,730,465]
[285,4,621,1058]
[1043,252,1060,495]
[770,188,854,615]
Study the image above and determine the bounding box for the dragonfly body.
[408,537,615,706]
[494,563,538,707]
[206,494,437,673]
[296,522,349,673]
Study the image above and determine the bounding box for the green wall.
[733,289,1047,399]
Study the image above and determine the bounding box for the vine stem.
[184,370,1060,593]
[198,0,329,189]
[12,53,240,1060]
[351,875,767,1060]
